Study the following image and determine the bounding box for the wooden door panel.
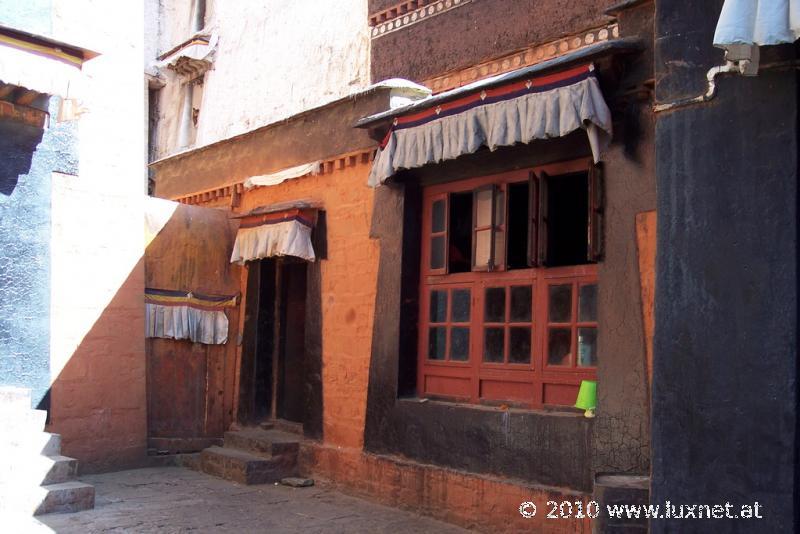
[146,338,206,438]
[145,199,241,451]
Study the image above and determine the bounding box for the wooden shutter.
[537,172,549,266]
[527,171,539,266]
[428,193,448,275]
[587,164,603,262]
[471,185,496,271]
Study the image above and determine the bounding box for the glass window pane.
[474,229,491,267]
[451,289,470,322]
[578,327,598,367]
[509,327,531,363]
[429,290,447,323]
[547,328,572,366]
[548,284,572,323]
[450,327,470,361]
[428,327,446,360]
[432,199,446,233]
[579,284,598,322]
[430,235,445,270]
[510,285,532,322]
[483,327,504,362]
[475,189,492,227]
[484,287,505,323]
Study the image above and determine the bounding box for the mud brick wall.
[236,162,380,448]
[369,0,621,83]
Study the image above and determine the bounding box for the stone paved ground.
[34,466,470,533]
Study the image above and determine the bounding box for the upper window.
[177,77,204,149]
[191,0,207,33]
[417,159,602,408]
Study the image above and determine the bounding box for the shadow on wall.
[46,257,148,473]
[0,120,43,195]
[45,198,242,473]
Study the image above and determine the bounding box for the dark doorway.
[546,171,589,267]
[239,257,307,427]
[277,261,307,423]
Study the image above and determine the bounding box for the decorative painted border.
[0,26,89,67]
[173,149,376,206]
[370,0,472,39]
[423,23,620,93]
[145,288,238,310]
[391,64,593,132]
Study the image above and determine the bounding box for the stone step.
[0,409,47,435]
[34,481,95,516]
[0,452,75,486]
[272,419,304,436]
[200,446,298,485]
[41,433,61,456]
[0,432,61,456]
[223,428,300,457]
[0,387,32,409]
[0,480,95,516]
[593,475,650,533]
[41,456,79,485]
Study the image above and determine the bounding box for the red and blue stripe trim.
[381,64,595,148]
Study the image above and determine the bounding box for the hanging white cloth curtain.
[368,63,612,187]
[243,162,321,190]
[145,289,237,345]
[0,34,85,99]
[230,212,315,264]
[714,0,800,46]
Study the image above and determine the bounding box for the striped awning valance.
[366,63,612,187]
[145,288,237,345]
[230,208,316,264]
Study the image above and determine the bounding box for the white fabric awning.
[367,63,612,187]
[145,304,229,345]
[243,162,321,189]
[0,40,84,99]
[714,0,800,46]
[230,218,315,264]
[144,288,237,345]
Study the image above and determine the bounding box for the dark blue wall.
[0,96,78,407]
[652,1,798,531]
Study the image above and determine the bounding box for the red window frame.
[418,159,599,409]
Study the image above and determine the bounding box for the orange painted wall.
[177,156,591,529]
[300,442,592,533]
[48,259,147,472]
[236,160,379,449]
[636,210,656,388]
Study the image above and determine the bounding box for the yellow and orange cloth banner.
[145,288,237,345]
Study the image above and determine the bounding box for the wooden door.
[144,199,241,453]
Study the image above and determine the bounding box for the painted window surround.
[417,159,599,409]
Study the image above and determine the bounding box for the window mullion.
[537,172,549,266]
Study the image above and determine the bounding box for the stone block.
[223,428,300,457]
[200,446,298,485]
[593,475,649,533]
[280,477,314,487]
[41,456,78,485]
[34,481,95,515]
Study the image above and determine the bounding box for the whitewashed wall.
[149,0,371,160]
